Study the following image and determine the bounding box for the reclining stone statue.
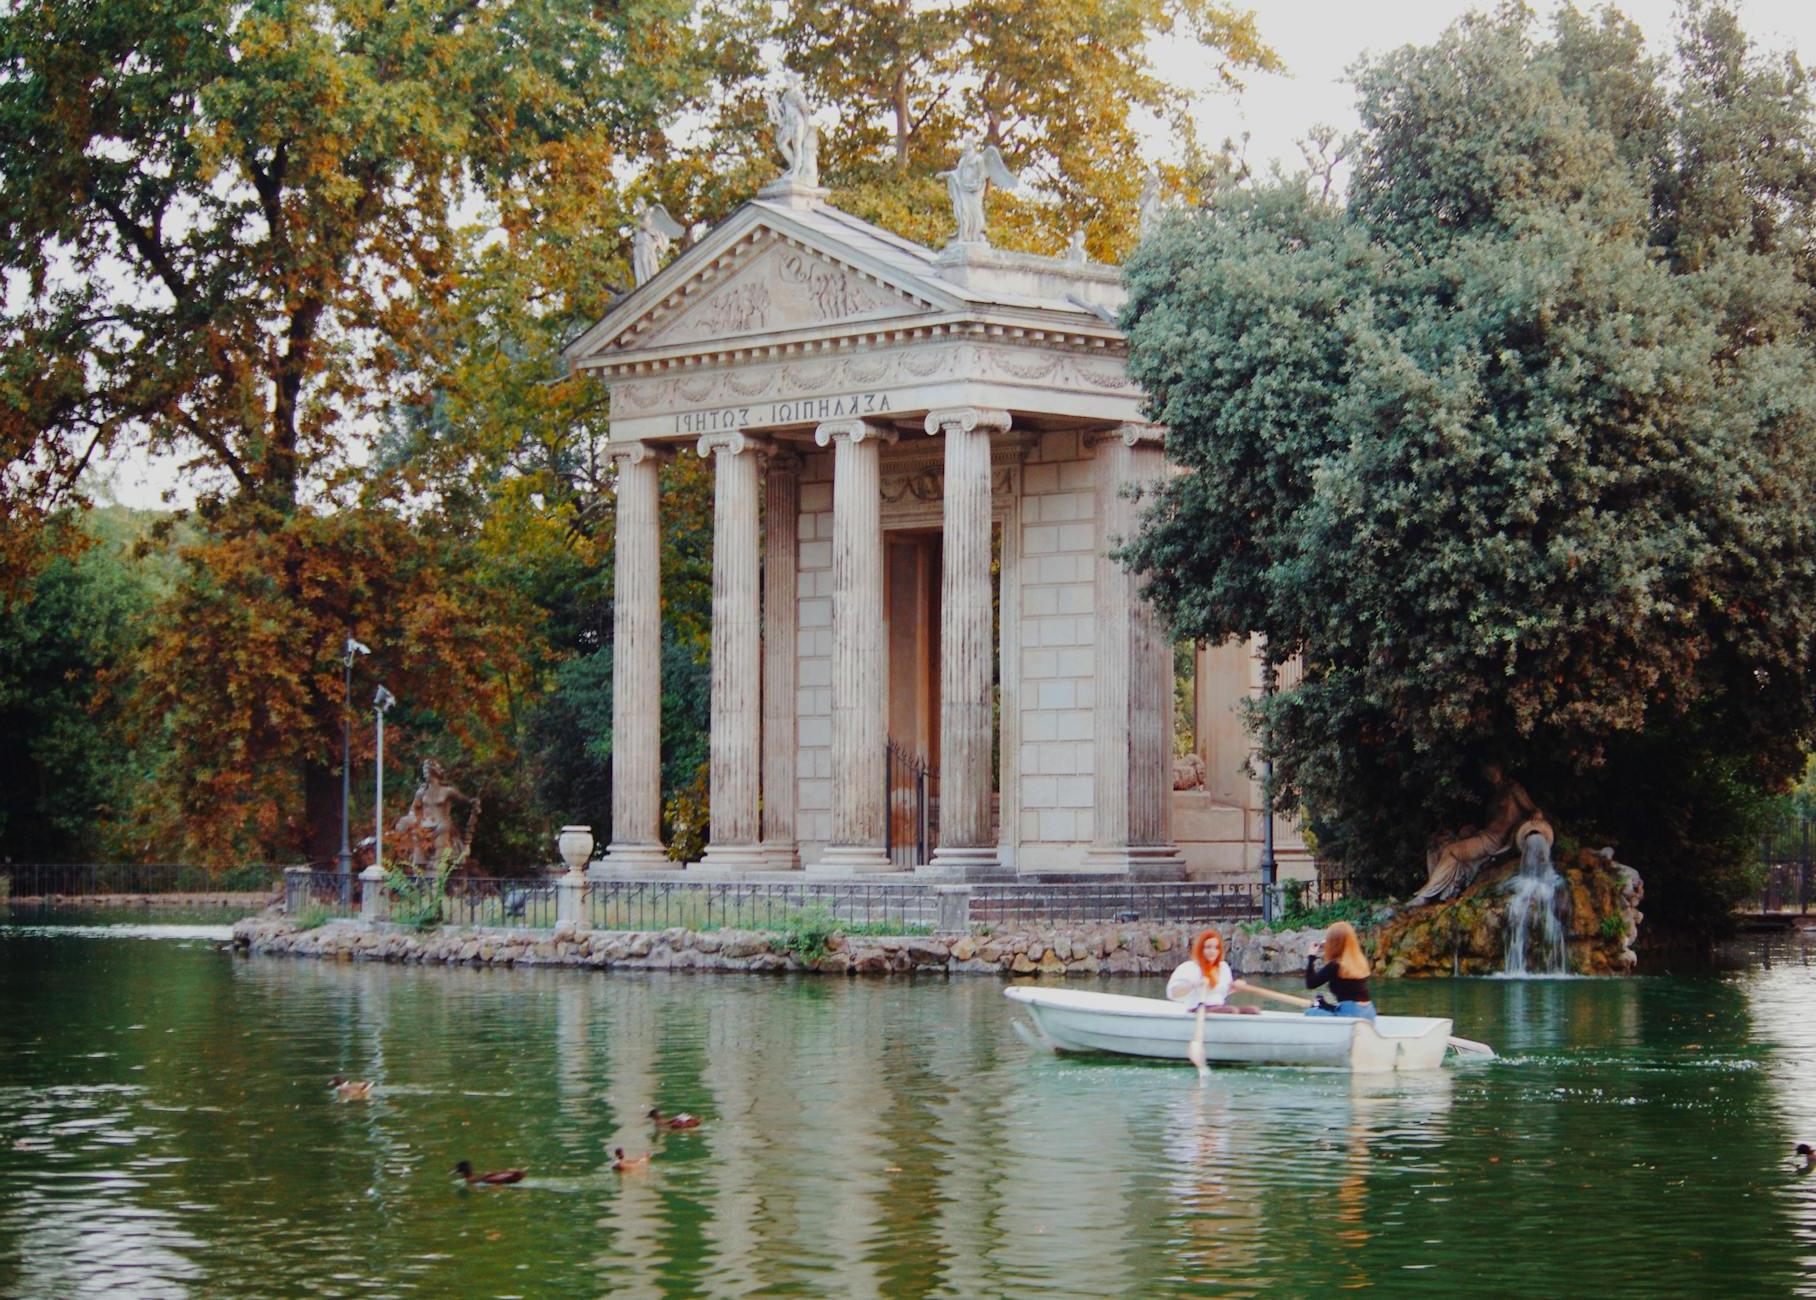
[1408,764,1539,906]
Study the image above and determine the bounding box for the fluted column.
[603,442,673,871]
[813,418,896,871]
[694,430,771,871]
[926,407,1012,877]
[1087,425,1185,877]
[760,451,801,869]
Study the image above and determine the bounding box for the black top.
[1305,957,1372,1004]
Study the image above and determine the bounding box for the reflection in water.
[0,924,1812,1296]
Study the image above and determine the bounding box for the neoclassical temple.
[566,121,1307,881]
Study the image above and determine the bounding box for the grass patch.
[290,904,339,931]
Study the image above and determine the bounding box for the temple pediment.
[636,239,928,349]
[565,202,969,367]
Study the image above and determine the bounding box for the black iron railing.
[283,868,361,917]
[1754,813,1813,914]
[584,879,940,932]
[967,882,1268,928]
[438,876,562,930]
[885,739,936,870]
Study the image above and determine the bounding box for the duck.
[647,1107,701,1130]
[1797,1143,1814,1174]
[329,1076,374,1100]
[453,1160,526,1186]
[611,1147,653,1172]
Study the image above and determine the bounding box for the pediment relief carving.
[630,239,928,350]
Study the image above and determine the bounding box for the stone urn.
[556,825,594,876]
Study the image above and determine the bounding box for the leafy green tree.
[0,511,162,859]
[1120,5,1816,934]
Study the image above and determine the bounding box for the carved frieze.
[608,341,1138,427]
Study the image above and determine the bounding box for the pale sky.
[91,0,1816,510]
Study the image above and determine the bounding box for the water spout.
[1502,827,1569,976]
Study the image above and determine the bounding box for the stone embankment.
[233,915,1333,978]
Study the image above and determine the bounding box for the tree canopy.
[1120,4,1816,930]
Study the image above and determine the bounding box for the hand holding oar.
[1237,984,1496,1058]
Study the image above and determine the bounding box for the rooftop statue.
[1137,170,1166,240]
[940,141,1019,246]
[767,71,820,187]
[631,203,685,288]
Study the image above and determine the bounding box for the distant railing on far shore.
[1,863,288,899]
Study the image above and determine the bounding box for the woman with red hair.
[1304,921,1376,1021]
[1166,929,1261,1015]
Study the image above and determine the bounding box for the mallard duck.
[453,1160,526,1186]
[1797,1143,1814,1173]
[329,1076,374,1100]
[611,1147,653,1172]
[647,1107,700,1130]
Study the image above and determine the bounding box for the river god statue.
[1408,764,1539,906]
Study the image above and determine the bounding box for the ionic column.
[813,418,896,871]
[695,430,771,871]
[604,442,673,871]
[760,451,801,869]
[1087,425,1185,877]
[926,407,1011,877]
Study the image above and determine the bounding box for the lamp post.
[337,636,371,882]
[1257,649,1278,926]
[373,686,396,872]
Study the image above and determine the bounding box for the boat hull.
[1004,987,1452,1072]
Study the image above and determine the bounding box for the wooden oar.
[1187,1001,1210,1082]
[1237,983,1496,1058]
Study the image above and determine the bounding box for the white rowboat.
[1004,987,1454,1072]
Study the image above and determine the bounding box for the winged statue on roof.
[631,203,686,287]
[940,141,1020,246]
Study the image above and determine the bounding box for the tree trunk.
[303,758,343,868]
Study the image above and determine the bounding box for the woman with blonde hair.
[1166,928,1261,1015]
[1304,920,1375,1021]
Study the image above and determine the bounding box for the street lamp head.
[345,637,372,659]
[374,685,396,713]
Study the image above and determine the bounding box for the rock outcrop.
[1371,849,1643,977]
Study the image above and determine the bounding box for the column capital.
[1085,422,1166,450]
[814,418,897,448]
[924,407,1012,437]
[696,429,774,459]
[607,440,673,467]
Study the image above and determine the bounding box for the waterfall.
[1502,828,1569,976]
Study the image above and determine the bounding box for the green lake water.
[0,910,1813,1297]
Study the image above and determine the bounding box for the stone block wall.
[1014,430,1101,869]
[794,451,835,857]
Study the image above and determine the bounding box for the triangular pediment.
[637,239,925,348]
[566,203,962,365]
